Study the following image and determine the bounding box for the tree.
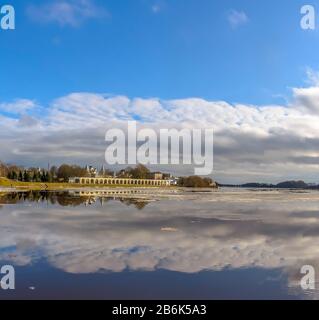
[50,166,58,181]
[179,176,214,188]
[99,166,113,177]
[41,171,47,182]
[11,171,17,180]
[23,171,31,182]
[32,171,41,182]
[128,164,150,179]
[57,164,88,182]
[117,168,132,178]
[47,172,53,183]
[57,165,71,182]
[6,165,21,180]
[0,162,9,177]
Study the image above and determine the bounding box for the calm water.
[0,188,318,300]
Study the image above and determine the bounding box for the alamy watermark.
[300,5,316,30]
[0,5,15,30]
[0,265,15,290]
[105,121,214,175]
[300,265,316,290]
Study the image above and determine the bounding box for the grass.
[0,177,172,191]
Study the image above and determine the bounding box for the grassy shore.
[0,177,170,191]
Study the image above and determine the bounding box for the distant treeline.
[220,180,315,189]
[0,162,93,183]
[1,163,155,183]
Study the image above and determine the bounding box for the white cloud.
[306,67,319,86]
[3,72,319,182]
[293,86,319,114]
[227,9,248,28]
[0,99,37,114]
[27,0,108,27]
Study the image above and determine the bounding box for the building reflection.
[0,191,150,210]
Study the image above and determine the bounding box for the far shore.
[0,179,223,196]
[0,178,178,191]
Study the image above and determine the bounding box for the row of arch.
[75,190,144,196]
[75,178,171,187]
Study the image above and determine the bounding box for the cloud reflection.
[0,189,319,296]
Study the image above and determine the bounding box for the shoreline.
[0,178,217,192]
[0,183,177,192]
[0,177,172,191]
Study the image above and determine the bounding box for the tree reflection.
[0,191,149,210]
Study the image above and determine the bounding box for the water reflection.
[0,189,319,299]
[0,191,150,209]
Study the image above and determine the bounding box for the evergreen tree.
[46,172,52,183]
[12,171,17,180]
[41,171,46,182]
[23,171,31,182]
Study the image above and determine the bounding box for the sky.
[1,0,319,183]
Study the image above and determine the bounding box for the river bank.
[0,177,177,192]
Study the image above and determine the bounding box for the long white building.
[69,177,171,187]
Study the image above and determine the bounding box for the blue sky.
[1,0,317,105]
[2,0,319,183]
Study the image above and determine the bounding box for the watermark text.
[105,121,214,175]
[0,265,15,290]
[1,4,15,30]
